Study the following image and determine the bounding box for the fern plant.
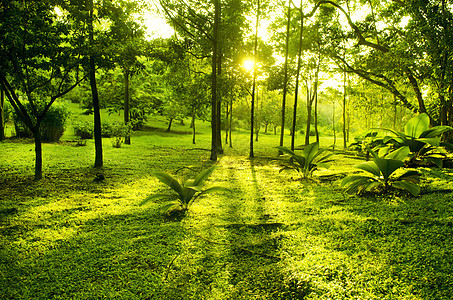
[341,146,420,196]
[140,166,229,215]
[275,142,334,179]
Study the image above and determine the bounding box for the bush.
[102,121,130,138]
[12,102,69,142]
[73,121,93,139]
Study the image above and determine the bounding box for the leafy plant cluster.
[343,113,453,196]
[275,142,334,179]
[141,166,230,217]
[73,121,130,141]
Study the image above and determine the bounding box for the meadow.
[1,105,453,299]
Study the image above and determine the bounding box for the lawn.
[1,107,453,299]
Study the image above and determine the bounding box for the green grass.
[1,106,453,299]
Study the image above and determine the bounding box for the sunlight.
[243,59,255,72]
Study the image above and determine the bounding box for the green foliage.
[275,142,334,179]
[140,166,230,216]
[349,130,383,155]
[382,113,452,167]
[73,121,94,139]
[342,146,421,196]
[101,121,130,138]
[12,103,69,142]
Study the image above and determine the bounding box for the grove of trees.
[1,0,453,179]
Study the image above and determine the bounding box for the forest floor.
[1,110,453,299]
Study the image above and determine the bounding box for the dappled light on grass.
[2,117,453,298]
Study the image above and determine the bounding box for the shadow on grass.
[1,209,186,299]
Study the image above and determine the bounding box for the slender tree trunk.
[192,110,196,144]
[225,98,229,145]
[343,67,347,148]
[0,87,5,141]
[89,3,103,168]
[124,69,131,145]
[332,100,336,150]
[33,125,43,180]
[292,13,304,151]
[305,85,312,146]
[210,0,220,161]
[393,95,398,130]
[166,118,173,132]
[314,89,319,143]
[280,1,291,153]
[229,97,233,148]
[250,0,260,158]
[216,49,223,154]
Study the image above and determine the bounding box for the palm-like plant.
[140,166,229,215]
[382,113,452,167]
[276,142,334,179]
[341,146,421,196]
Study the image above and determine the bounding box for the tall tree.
[280,0,292,152]
[291,8,304,151]
[0,86,4,141]
[0,0,85,179]
[249,0,261,158]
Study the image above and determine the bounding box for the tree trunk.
[292,13,304,151]
[250,0,260,158]
[225,98,229,145]
[0,87,5,141]
[314,89,319,143]
[166,118,173,132]
[343,67,347,149]
[332,100,336,150]
[216,47,223,154]
[33,125,43,180]
[210,0,220,161]
[89,3,103,168]
[279,1,291,152]
[305,86,312,146]
[192,111,196,144]
[124,69,131,145]
[229,97,233,148]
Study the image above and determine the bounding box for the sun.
[243,59,255,72]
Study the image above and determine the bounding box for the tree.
[0,0,85,180]
[0,86,5,141]
[106,0,147,144]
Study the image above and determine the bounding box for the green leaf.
[396,170,420,183]
[303,142,319,166]
[355,161,381,177]
[405,113,429,138]
[373,158,405,180]
[193,166,218,187]
[385,146,410,160]
[154,171,185,199]
[420,126,453,138]
[392,181,420,196]
[192,186,230,201]
[276,146,297,157]
[417,137,441,147]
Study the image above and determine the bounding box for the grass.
[1,105,453,299]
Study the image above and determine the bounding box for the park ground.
[1,104,453,299]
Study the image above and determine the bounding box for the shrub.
[341,146,420,196]
[140,166,230,217]
[381,113,452,167]
[102,121,130,138]
[275,142,334,179]
[73,121,93,139]
[12,102,69,142]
